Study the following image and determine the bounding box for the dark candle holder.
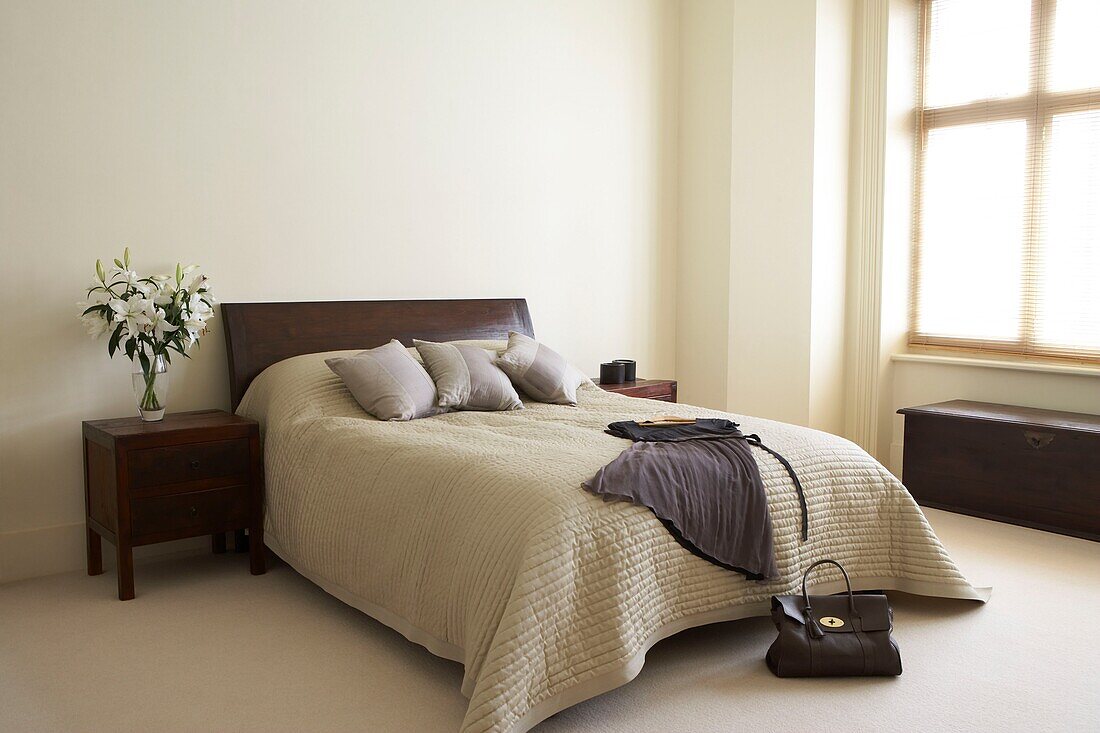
[613,359,636,382]
[600,362,626,384]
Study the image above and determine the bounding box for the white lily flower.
[81,312,111,339]
[77,291,112,340]
[152,282,176,307]
[109,295,152,338]
[110,267,142,289]
[147,307,179,342]
[83,251,215,357]
[182,316,206,347]
[188,292,214,320]
[186,273,209,296]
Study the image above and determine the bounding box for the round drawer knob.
[189,459,200,470]
[189,506,198,517]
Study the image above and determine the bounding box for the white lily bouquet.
[79,248,216,421]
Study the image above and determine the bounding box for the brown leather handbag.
[766,559,902,677]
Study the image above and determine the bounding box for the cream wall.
[0,0,679,583]
[808,0,854,435]
[677,0,852,432]
[727,0,817,425]
[675,0,732,410]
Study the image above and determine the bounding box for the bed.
[223,298,989,733]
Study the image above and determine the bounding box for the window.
[912,0,1100,360]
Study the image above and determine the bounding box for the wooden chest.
[898,400,1100,542]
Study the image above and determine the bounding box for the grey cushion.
[325,340,440,421]
[496,331,585,406]
[414,340,523,412]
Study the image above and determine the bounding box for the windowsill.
[892,352,1100,377]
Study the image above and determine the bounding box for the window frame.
[910,0,1100,363]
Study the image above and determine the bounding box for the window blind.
[912,0,1100,361]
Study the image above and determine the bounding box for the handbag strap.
[800,559,860,638]
[744,435,808,542]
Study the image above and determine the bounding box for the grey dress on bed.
[584,420,778,579]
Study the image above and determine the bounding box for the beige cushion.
[496,331,585,406]
[325,340,440,421]
[414,340,523,412]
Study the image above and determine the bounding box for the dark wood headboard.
[221,298,534,409]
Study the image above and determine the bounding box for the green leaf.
[125,338,136,361]
[137,351,150,376]
[107,323,124,357]
[81,304,108,316]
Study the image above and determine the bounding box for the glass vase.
[132,353,169,421]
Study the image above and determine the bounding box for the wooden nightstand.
[596,378,678,403]
[82,410,265,600]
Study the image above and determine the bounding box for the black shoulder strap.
[745,435,809,542]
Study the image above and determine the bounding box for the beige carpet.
[1,508,1097,732]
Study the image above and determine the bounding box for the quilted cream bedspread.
[238,349,988,733]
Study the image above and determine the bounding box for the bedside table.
[82,410,265,600]
[596,378,677,403]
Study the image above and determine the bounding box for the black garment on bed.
[584,419,808,580]
[604,419,809,540]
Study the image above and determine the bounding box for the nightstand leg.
[86,527,103,576]
[249,528,266,575]
[233,528,248,553]
[211,532,227,554]
[116,542,134,601]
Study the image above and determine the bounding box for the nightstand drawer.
[131,485,250,540]
[128,438,249,489]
